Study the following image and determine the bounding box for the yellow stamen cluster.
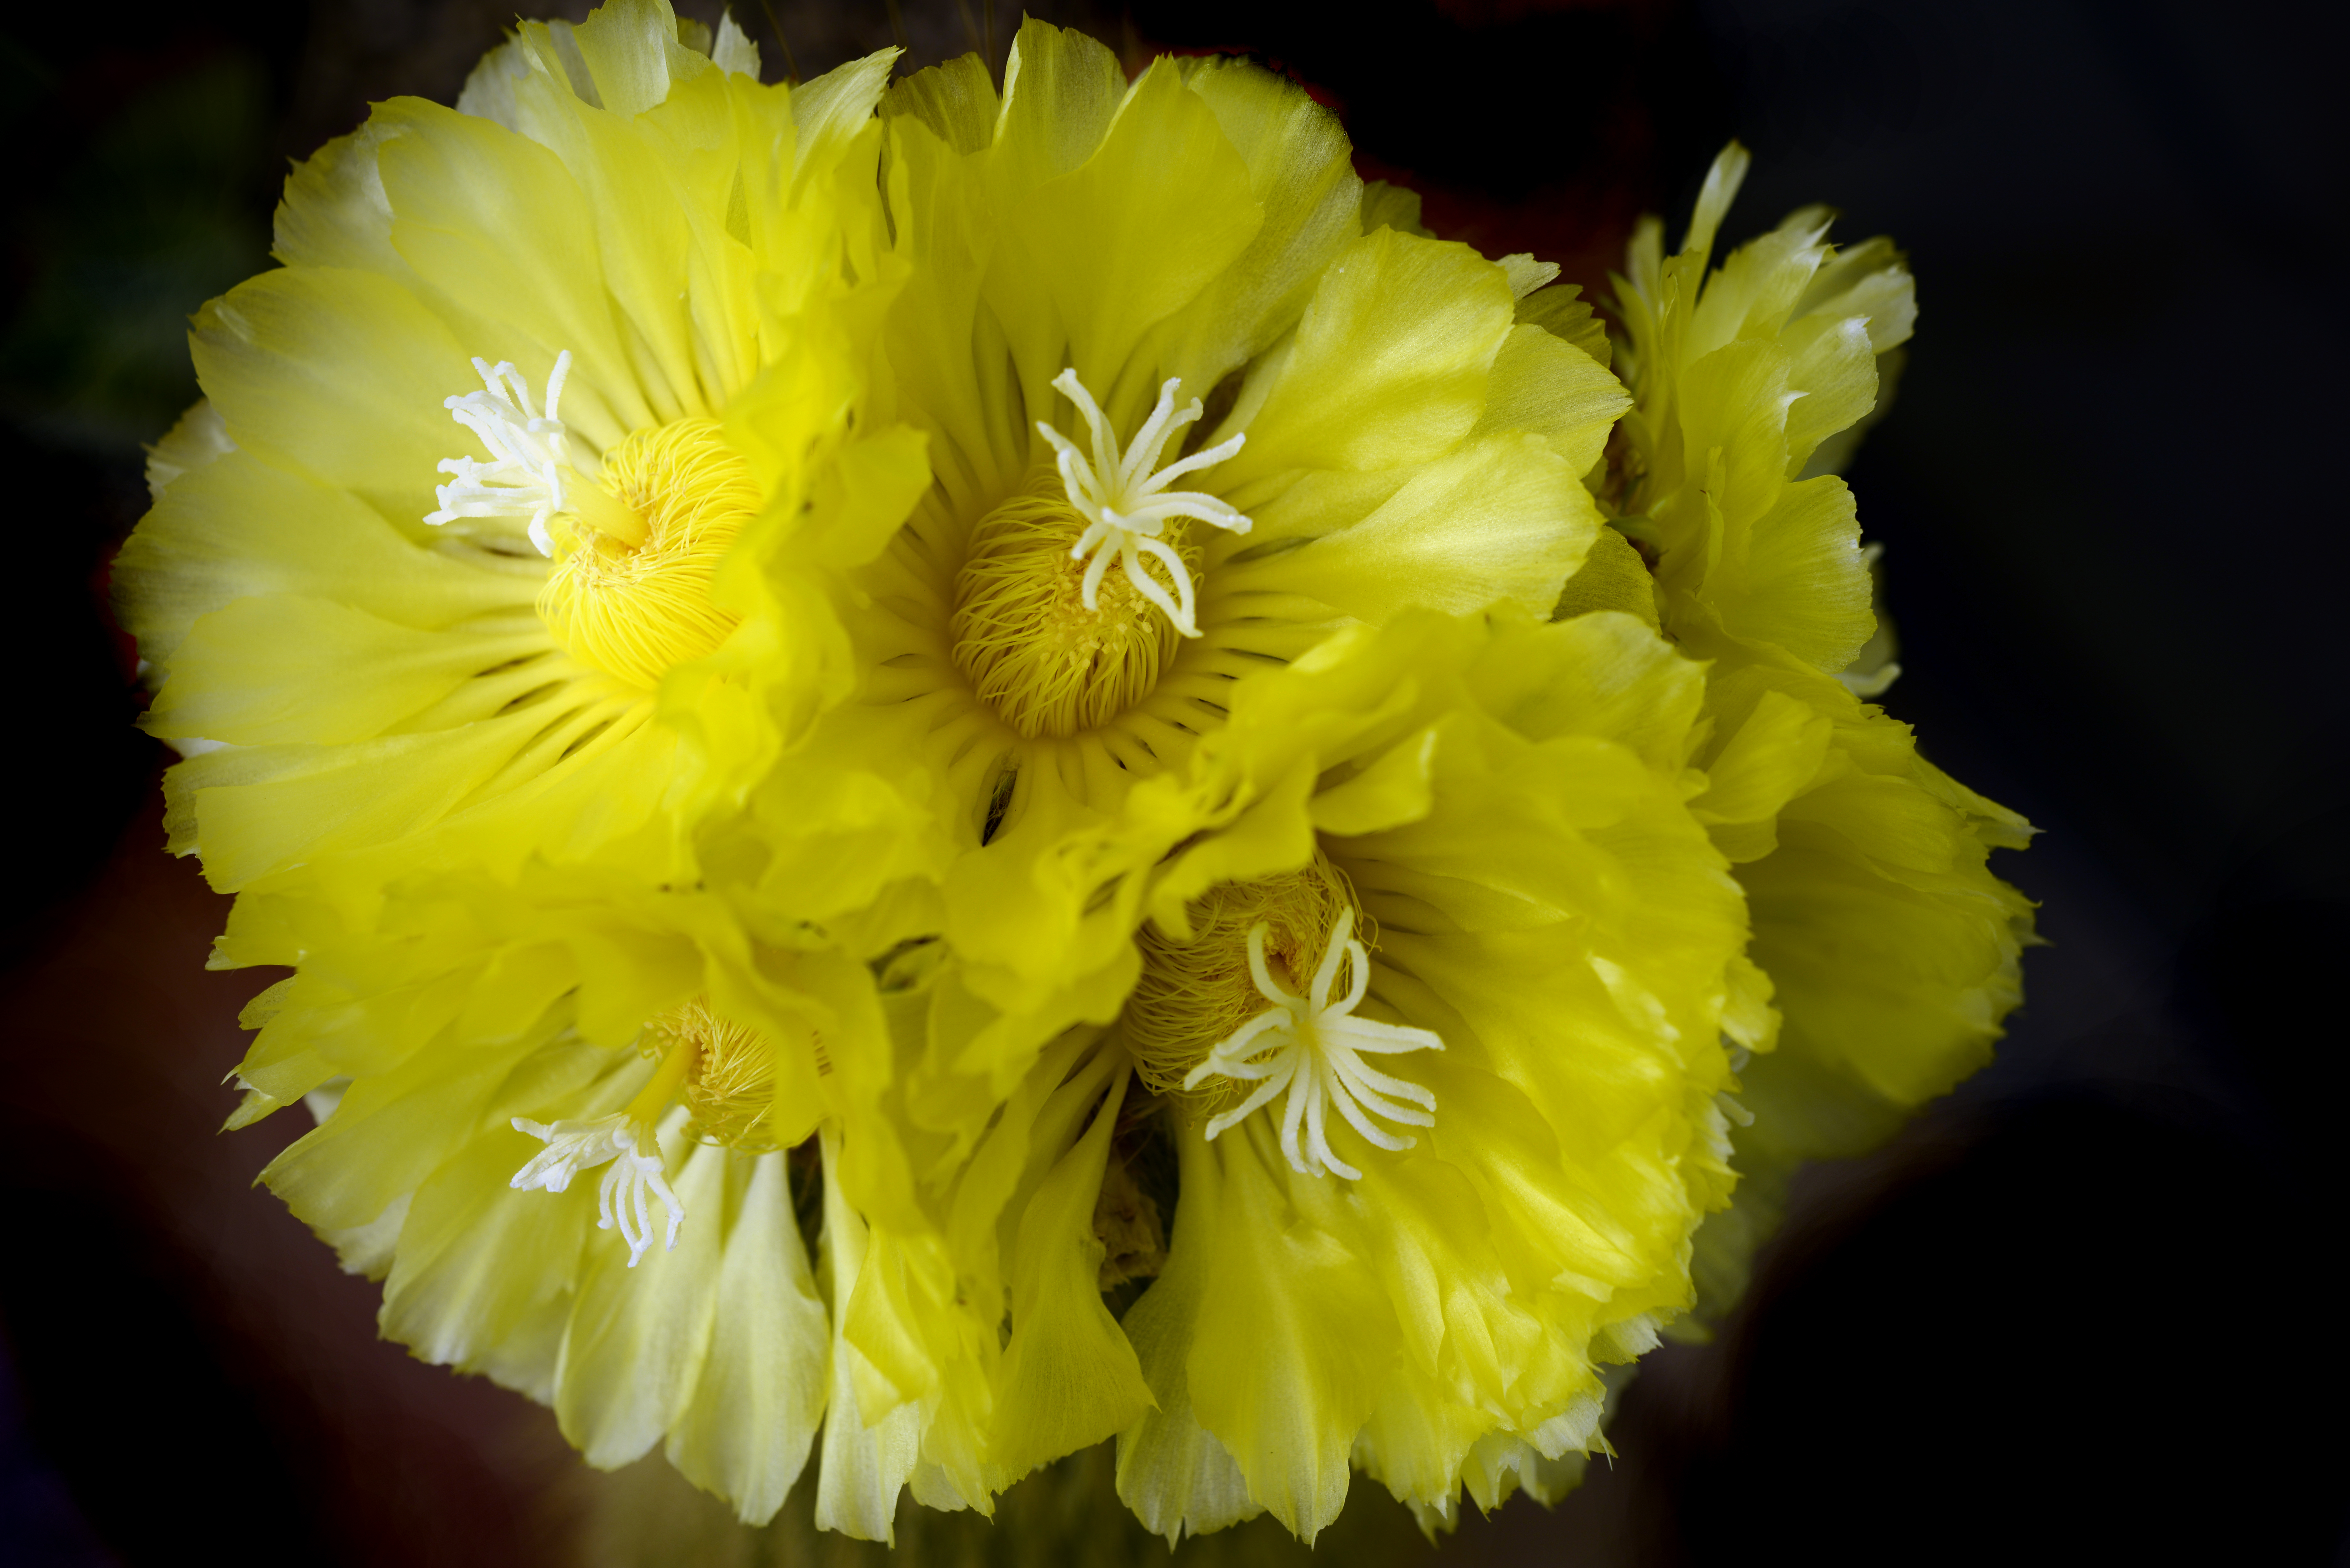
[949,468,1197,738]
[1124,853,1360,1110]
[642,996,783,1153]
[538,418,759,690]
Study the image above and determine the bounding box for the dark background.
[3,1,2344,1563]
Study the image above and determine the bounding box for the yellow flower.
[1684,659,2034,1310]
[220,844,876,1523]
[1106,609,1760,1540]
[110,0,924,1529]
[716,21,1629,1119]
[803,610,1764,1539]
[1598,141,1905,673]
[137,8,2043,1543]
[691,35,1638,1524]
[1584,145,2035,1314]
[113,0,922,901]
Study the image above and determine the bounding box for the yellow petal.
[380,1116,601,1400]
[273,113,412,275]
[1552,525,1661,628]
[1115,1132,1265,1545]
[1218,228,1512,481]
[986,1065,1152,1486]
[264,1028,549,1232]
[115,448,529,665]
[994,55,1261,398]
[1472,322,1628,476]
[378,99,686,441]
[989,20,1125,199]
[1252,433,1589,623]
[1152,56,1361,394]
[1691,684,1836,857]
[554,1122,727,1467]
[565,0,710,120]
[663,1152,831,1524]
[146,595,543,747]
[1182,1124,1395,1542]
[814,1127,924,1541]
[189,267,474,519]
[882,53,999,154]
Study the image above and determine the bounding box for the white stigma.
[510,1112,685,1267]
[425,351,576,558]
[1035,370,1252,639]
[1182,909,1443,1180]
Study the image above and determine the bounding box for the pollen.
[538,419,761,690]
[950,466,1200,738]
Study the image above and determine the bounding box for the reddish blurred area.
[1,795,584,1567]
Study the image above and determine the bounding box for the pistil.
[1182,908,1444,1180]
[1034,370,1253,638]
[509,1037,698,1267]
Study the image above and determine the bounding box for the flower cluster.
[118,1,2029,1544]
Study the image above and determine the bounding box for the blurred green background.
[0,39,268,453]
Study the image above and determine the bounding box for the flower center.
[1127,857,1442,1180]
[504,998,787,1264]
[425,352,758,690]
[645,996,783,1152]
[1127,856,1356,1100]
[537,419,759,689]
[510,1031,697,1267]
[950,466,1199,738]
[1031,369,1254,640]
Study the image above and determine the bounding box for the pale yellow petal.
[272,113,412,275]
[992,57,1260,404]
[1471,322,1629,476]
[145,596,543,747]
[1237,433,1588,623]
[663,1152,830,1524]
[1183,1123,1395,1542]
[985,1067,1152,1487]
[188,267,476,519]
[142,398,233,498]
[990,20,1125,198]
[554,1122,727,1467]
[1552,525,1661,628]
[113,449,531,664]
[881,52,1000,154]
[1114,1121,1265,1545]
[1152,56,1361,394]
[1217,228,1512,481]
[813,1128,923,1541]
[564,0,710,120]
